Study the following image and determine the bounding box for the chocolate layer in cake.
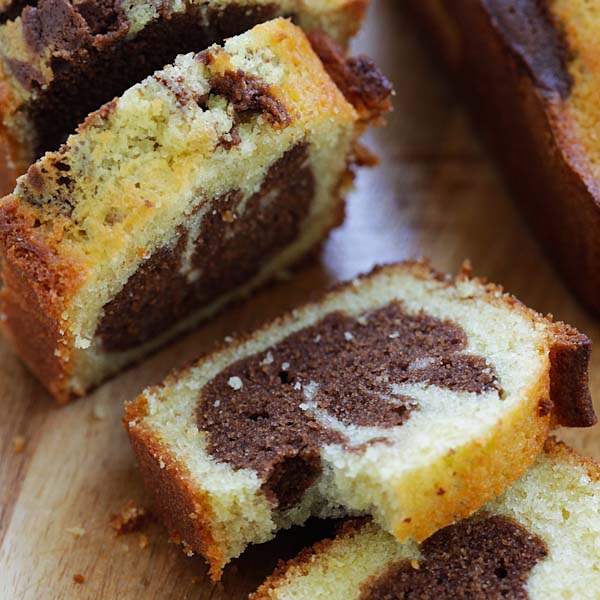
[97,141,313,352]
[196,302,499,509]
[359,515,547,600]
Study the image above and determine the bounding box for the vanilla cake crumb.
[228,377,243,391]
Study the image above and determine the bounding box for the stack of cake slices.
[0,2,597,598]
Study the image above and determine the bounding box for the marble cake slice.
[406,1,600,316]
[0,0,368,178]
[124,261,595,580]
[0,18,392,402]
[253,439,600,600]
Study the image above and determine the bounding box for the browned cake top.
[359,514,548,600]
[196,301,499,509]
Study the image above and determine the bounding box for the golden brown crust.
[124,397,226,580]
[543,436,600,482]
[406,1,600,315]
[0,196,82,401]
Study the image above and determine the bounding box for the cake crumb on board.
[110,500,149,535]
[12,435,25,453]
[65,526,86,538]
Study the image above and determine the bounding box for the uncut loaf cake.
[253,440,600,600]
[0,0,368,176]
[124,261,595,580]
[0,18,392,402]
[407,1,600,315]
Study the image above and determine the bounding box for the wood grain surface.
[1,2,599,598]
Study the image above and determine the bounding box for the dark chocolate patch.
[482,0,572,99]
[308,31,393,116]
[13,2,281,157]
[210,70,291,126]
[264,451,323,510]
[196,303,499,509]
[22,0,92,55]
[548,325,596,427]
[204,3,279,41]
[359,515,548,600]
[74,0,126,38]
[96,142,314,351]
[153,66,290,132]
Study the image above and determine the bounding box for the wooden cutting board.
[2,2,599,598]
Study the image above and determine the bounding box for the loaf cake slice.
[124,261,595,580]
[253,440,600,600]
[0,0,368,175]
[0,18,392,402]
[407,1,600,315]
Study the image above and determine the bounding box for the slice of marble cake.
[124,261,595,579]
[0,18,392,402]
[253,440,600,600]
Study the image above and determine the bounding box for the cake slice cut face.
[124,262,595,579]
[0,18,392,401]
[253,440,600,600]
[0,0,368,174]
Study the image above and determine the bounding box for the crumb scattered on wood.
[66,526,86,538]
[191,576,203,585]
[351,142,379,168]
[110,500,149,535]
[73,574,85,584]
[138,534,149,550]
[91,403,107,420]
[13,435,25,453]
